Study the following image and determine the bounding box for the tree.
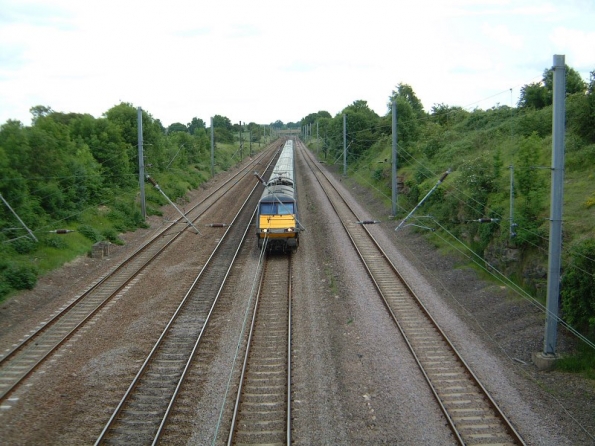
[561,239,595,331]
[211,115,234,143]
[518,65,587,109]
[430,104,467,126]
[518,82,550,109]
[187,117,206,135]
[104,103,165,169]
[167,122,188,133]
[341,101,380,160]
[29,105,54,124]
[301,111,331,127]
[388,83,425,118]
[543,65,587,96]
[212,115,232,131]
[569,69,595,143]
[68,114,131,187]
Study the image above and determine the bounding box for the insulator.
[206,223,228,227]
[50,229,75,234]
[253,172,266,185]
[357,220,380,225]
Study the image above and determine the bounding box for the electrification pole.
[543,55,566,357]
[343,114,347,175]
[210,117,215,177]
[137,107,146,220]
[391,100,398,217]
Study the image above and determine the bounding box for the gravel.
[0,147,593,445]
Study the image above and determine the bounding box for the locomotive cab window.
[260,202,294,215]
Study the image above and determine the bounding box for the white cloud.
[0,0,594,127]
[550,27,595,71]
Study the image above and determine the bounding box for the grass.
[556,342,595,379]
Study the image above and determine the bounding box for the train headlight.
[262,228,268,233]
[285,227,294,232]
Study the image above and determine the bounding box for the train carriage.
[256,140,299,252]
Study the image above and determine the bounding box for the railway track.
[227,251,292,445]
[0,147,276,404]
[298,140,526,446]
[95,152,275,444]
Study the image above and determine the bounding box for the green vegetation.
[0,103,281,300]
[304,66,595,372]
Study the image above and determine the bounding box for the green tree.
[70,115,131,187]
[519,65,587,109]
[513,133,546,247]
[342,100,380,160]
[569,69,595,143]
[104,103,165,170]
[561,239,595,331]
[167,122,188,133]
[211,115,234,143]
[388,83,425,118]
[187,117,206,135]
[518,82,549,109]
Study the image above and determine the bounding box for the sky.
[1,0,594,128]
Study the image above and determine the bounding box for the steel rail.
[95,149,279,445]
[298,139,526,446]
[227,253,292,445]
[0,147,276,403]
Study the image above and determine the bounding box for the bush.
[12,236,37,254]
[101,228,124,245]
[0,280,11,299]
[77,224,102,242]
[5,264,38,290]
[43,235,68,249]
[561,239,595,331]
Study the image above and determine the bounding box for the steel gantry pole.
[137,107,146,220]
[391,100,398,217]
[543,55,566,357]
[210,117,215,178]
[343,114,347,175]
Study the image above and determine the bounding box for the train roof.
[259,140,296,201]
[269,141,294,185]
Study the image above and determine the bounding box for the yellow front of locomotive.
[257,183,298,250]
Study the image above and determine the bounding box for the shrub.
[12,236,37,254]
[77,224,102,242]
[102,228,124,245]
[43,235,68,249]
[561,239,595,331]
[5,264,38,290]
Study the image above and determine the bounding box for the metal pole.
[137,107,146,220]
[146,176,201,234]
[543,55,566,356]
[239,121,242,160]
[509,165,516,238]
[391,100,398,217]
[343,114,347,175]
[0,193,38,242]
[210,117,215,177]
[395,170,450,232]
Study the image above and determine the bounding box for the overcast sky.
[1,0,594,128]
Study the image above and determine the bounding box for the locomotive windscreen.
[259,202,295,215]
